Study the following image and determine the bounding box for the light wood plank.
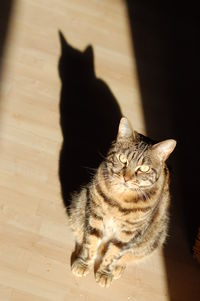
[0,1,199,301]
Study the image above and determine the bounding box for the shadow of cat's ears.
[58,30,67,49]
[58,30,93,56]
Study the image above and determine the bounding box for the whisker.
[136,187,149,201]
[98,151,107,161]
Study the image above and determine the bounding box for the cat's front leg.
[95,230,134,287]
[95,240,125,287]
[71,216,103,277]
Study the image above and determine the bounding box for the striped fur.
[68,117,176,287]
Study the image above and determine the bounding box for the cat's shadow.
[58,31,122,212]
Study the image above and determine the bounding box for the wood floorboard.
[0,1,199,300]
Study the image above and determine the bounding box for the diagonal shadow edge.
[0,1,14,87]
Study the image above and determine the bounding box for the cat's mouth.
[122,180,153,191]
[122,181,138,190]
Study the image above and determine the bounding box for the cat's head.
[105,117,176,194]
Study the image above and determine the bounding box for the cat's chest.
[103,216,118,238]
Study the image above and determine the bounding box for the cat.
[68,117,176,287]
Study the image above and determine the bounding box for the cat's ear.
[152,139,176,162]
[117,117,135,140]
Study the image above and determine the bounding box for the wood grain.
[0,1,199,300]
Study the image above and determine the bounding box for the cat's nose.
[124,171,132,182]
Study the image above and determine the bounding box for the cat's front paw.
[113,265,126,280]
[71,258,90,277]
[95,269,114,288]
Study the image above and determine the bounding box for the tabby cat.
[68,117,176,287]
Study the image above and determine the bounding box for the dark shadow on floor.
[58,32,122,212]
[126,1,200,300]
[0,0,13,79]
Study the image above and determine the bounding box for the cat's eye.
[136,165,150,173]
[118,154,128,165]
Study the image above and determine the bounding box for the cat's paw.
[95,269,114,288]
[71,258,90,277]
[113,265,126,280]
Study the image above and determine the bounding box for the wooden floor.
[0,1,199,301]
